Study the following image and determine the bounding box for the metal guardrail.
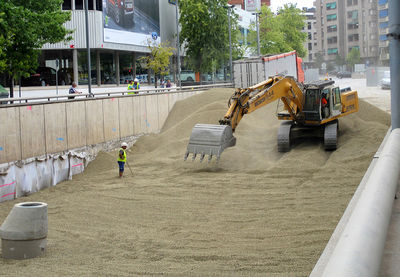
[0,83,233,107]
[310,128,400,277]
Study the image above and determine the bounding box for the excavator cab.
[302,80,340,123]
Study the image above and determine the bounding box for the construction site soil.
[0,88,391,276]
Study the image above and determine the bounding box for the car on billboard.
[107,0,134,27]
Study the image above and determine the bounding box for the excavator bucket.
[184,124,236,162]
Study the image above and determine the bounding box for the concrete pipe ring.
[0,202,48,259]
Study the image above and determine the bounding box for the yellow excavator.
[184,76,359,162]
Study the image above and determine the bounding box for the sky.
[270,0,315,12]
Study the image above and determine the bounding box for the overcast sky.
[270,0,315,12]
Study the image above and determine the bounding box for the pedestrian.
[117,142,128,178]
[68,82,82,99]
[166,79,172,88]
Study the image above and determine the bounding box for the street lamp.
[225,5,234,83]
[84,0,93,96]
[252,12,261,56]
[175,0,181,88]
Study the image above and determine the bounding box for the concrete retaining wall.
[0,91,199,165]
[0,91,201,202]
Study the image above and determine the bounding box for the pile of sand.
[0,88,390,276]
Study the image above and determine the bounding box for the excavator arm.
[184,76,305,161]
[220,76,304,131]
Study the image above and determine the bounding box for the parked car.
[381,71,390,89]
[107,0,134,27]
[337,71,352,79]
[21,67,71,87]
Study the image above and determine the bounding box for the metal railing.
[0,83,233,107]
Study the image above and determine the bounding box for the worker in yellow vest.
[117,142,128,177]
[127,78,140,94]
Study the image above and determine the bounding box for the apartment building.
[314,0,379,66]
[378,0,389,65]
[302,8,318,65]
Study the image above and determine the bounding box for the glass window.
[347,10,358,19]
[380,34,388,41]
[304,89,320,111]
[379,9,388,18]
[327,14,337,21]
[348,22,359,29]
[326,2,336,10]
[349,46,360,52]
[379,0,388,5]
[328,48,338,54]
[77,51,97,85]
[119,53,135,85]
[328,36,337,44]
[62,0,72,10]
[380,21,389,29]
[96,0,102,11]
[75,0,83,10]
[327,25,337,32]
[334,87,341,105]
[100,53,116,84]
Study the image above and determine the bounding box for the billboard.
[245,0,261,12]
[103,0,160,46]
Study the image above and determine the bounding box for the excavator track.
[324,120,338,150]
[277,121,293,152]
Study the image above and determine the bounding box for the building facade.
[314,0,379,66]
[378,0,389,65]
[302,8,318,65]
[39,0,178,86]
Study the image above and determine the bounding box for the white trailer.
[233,51,304,88]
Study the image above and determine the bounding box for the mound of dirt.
[0,88,390,276]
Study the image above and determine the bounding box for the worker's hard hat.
[121,142,128,147]
[134,78,139,82]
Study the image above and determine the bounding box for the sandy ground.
[0,87,391,276]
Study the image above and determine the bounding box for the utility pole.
[389,0,400,129]
[253,12,261,56]
[175,0,181,88]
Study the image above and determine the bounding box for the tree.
[249,4,307,57]
[0,0,71,97]
[334,53,346,69]
[179,0,240,78]
[140,40,174,88]
[346,47,361,72]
